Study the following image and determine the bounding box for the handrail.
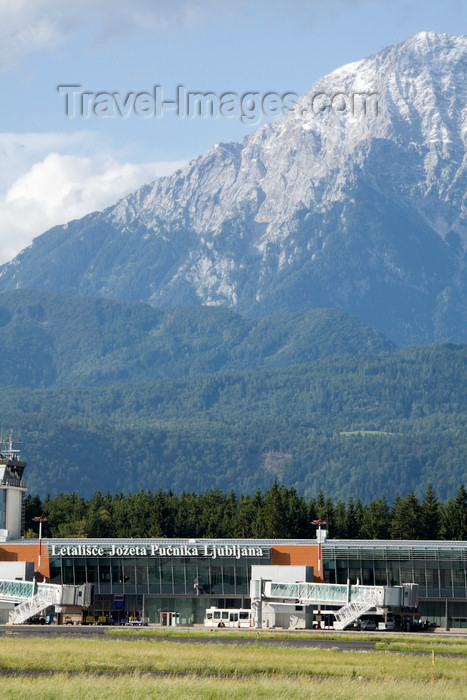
[0,578,62,603]
[0,579,35,599]
[265,581,389,606]
[0,477,27,488]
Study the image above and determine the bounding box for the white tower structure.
[0,433,27,541]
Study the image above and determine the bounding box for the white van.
[378,613,396,631]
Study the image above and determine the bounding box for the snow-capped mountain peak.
[1,32,466,345]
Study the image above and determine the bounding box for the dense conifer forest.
[25,483,467,541]
[2,342,465,500]
[1,291,465,500]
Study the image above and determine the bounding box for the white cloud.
[0,132,97,190]
[0,140,185,264]
[0,0,213,72]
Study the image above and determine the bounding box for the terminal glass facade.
[322,541,467,628]
[47,542,271,624]
[39,538,467,627]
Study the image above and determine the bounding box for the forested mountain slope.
[1,343,464,500]
[0,289,394,386]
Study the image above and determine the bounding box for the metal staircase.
[9,586,62,624]
[0,578,65,624]
[333,598,377,630]
[259,580,406,630]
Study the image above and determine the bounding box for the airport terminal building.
[1,536,466,628]
[1,445,467,627]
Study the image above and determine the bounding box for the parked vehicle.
[204,607,253,628]
[360,618,377,631]
[378,613,396,631]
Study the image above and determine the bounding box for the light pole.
[312,519,327,581]
[312,519,326,629]
[32,516,48,581]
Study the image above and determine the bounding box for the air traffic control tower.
[0,435,27,541]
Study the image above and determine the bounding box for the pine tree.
[360,497,391,539]
[420,484,441,539]
[232,494,255,538]
[390,491,423,539]
[440,485,467,540]
[285,489,308,538]
[86,491,114,537]
[24,494,43,528]
[344,497,360,539]
[332,500,347,538]
[354,498,364,536]
[261,481,289,538]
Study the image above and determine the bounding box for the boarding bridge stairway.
[260,581,416,629]
[333,598,378,630]
[0,578,91,624]
[8,587,63,624]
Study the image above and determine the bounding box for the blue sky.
[0,0,465,263]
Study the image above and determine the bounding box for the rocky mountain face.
[1,32,466,345]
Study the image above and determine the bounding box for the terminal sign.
[50,543,266,560]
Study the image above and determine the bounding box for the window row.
[49,556,269,595]
[324,558,467,597]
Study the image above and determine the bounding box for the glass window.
[122,560,136,585]
[49,558,62,584]
[210,565,223,595]
[161,560,173,594]
[135,561,147,586]
[425,562,440,596]
[173,560,185,594]
[111,559,124,585]
[349,566,361,584]
[197,560,211,594]
[86,558,98,584]
[148,560,161,594]
[235,564,249,593]
[400,565,413,584]
[439,563,452,597]
[223,565,235,594]
[99,561,111,583]
[386,562,400,586]
[413,567,427,596]
[361,563,374,586]
[74,558,86,584]
[185,563,198,594]
[452,564,466,597]
[335,559,348,585]
[62,558,74,585]
[374,562,387,586]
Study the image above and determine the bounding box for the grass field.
[2,673,466,699]
[0,635,466,698]
[109,626,467,653]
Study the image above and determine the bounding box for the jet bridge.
[250,579,418,630]
[0,578,93,624]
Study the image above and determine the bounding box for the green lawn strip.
[107,627,467,648]
[0,638,465,682]
[375,640,467,655]
[1,673,466,700]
